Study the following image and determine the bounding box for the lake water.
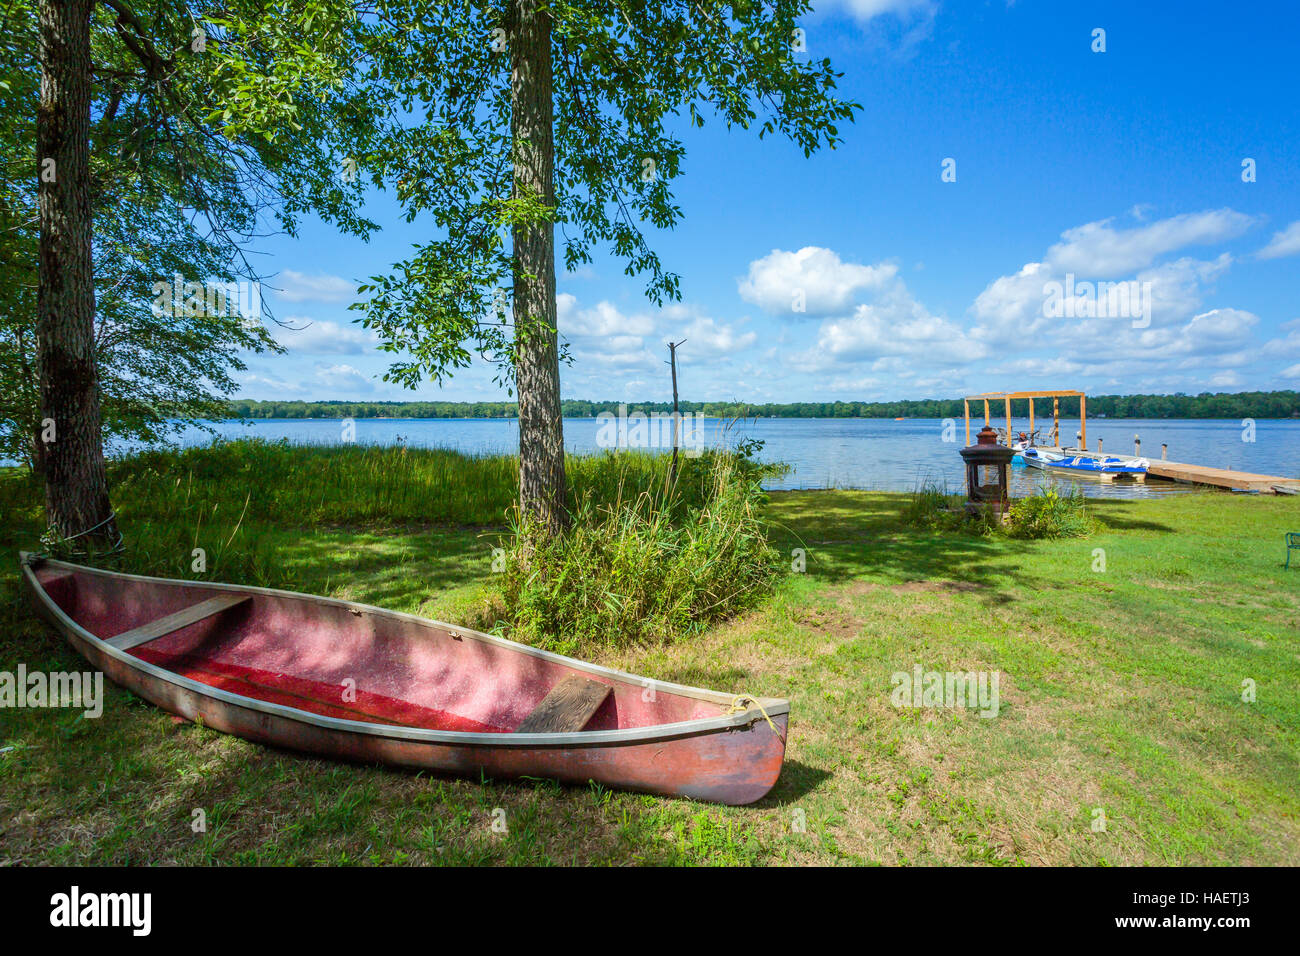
[141,416,1300,499]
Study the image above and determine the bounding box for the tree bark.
[37,0,117,546]
[509,0,568,534]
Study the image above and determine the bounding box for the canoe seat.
[106,594,252,651]
[516,675,612,734]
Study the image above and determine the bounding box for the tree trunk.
[509,0,568,534]
[37,0,117,546]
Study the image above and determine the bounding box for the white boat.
[1021,447,1148,480]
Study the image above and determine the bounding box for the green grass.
[1,444,1297,865]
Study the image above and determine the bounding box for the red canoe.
[20,554,788,805]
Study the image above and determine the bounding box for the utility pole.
[666,339,686,481]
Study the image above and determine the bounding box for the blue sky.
[241,0,1300,404]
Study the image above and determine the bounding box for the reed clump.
[496,453,787,654]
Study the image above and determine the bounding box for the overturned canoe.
[19,554,788,805]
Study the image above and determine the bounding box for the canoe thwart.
[106,594,252,651]
[516,675,612,733]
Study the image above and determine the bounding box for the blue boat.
[1021,447,1148,480]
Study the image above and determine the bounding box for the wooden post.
[1028,398,1035,446]
[1161,442,1167,460]
[1005,396,1012,447]
[1135,434,1141,457]
[964,400,970,445]
[667,339,684,481]
[1053,398,1059,448]
[1079,394,1087,451]
[983,399,990,426]
[1097,438,1103,454]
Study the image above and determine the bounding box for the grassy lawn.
[2,448,1297,865]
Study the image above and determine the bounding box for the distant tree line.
[227,391,1300,421]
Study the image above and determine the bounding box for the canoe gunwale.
[19,554,788,749]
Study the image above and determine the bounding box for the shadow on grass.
[1087,499,1180,533]
[757,759,833,805]
[767,490,1050,602]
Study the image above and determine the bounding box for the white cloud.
[314,363,373,392]
[275,270,357,303]
[797,275,986,370]
[240,371,306,395]
[738,247,897,317]
[972,218,1238,348]
[1181,307,1258,345]
[1280,364,1300,379]
[1044,209,1255,277]
[671,315,757,357]
[1260,317,1300,357]
[1207,371,1243,388]
[988,357,1086,378]
[276,318,373,354]
[557,295,655,337]
[1257,220,1300,260]
[824,0,934,19]
[557,296,757,378]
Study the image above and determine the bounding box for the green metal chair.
[1288,533,1300,569]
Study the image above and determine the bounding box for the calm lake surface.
[140,416,1300,499]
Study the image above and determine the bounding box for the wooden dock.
[1053,447,1300,493]
[1145,461,1300,493]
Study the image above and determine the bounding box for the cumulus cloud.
[972,209,1244,347]
[792,274,985,371]
[556,294,655,337]
[275,270,358,303]
[314,363,373,392]
[1261,317,1300,357]
[671,314,757,357]
[556,295,757,388]
[1257,220,1300,260]
[1181,307,1259,344]
[276,318,373,354]
[240,371,306,395]
[738,247,897,317]
[1044,209,1255,276]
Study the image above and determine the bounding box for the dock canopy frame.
[962,389,1087,450]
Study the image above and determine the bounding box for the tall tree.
[13,0,383,544]
[354,0,859,535]
[36,0,115,545]
[509,0,565,530]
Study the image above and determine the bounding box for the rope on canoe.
[726,694,783,740]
